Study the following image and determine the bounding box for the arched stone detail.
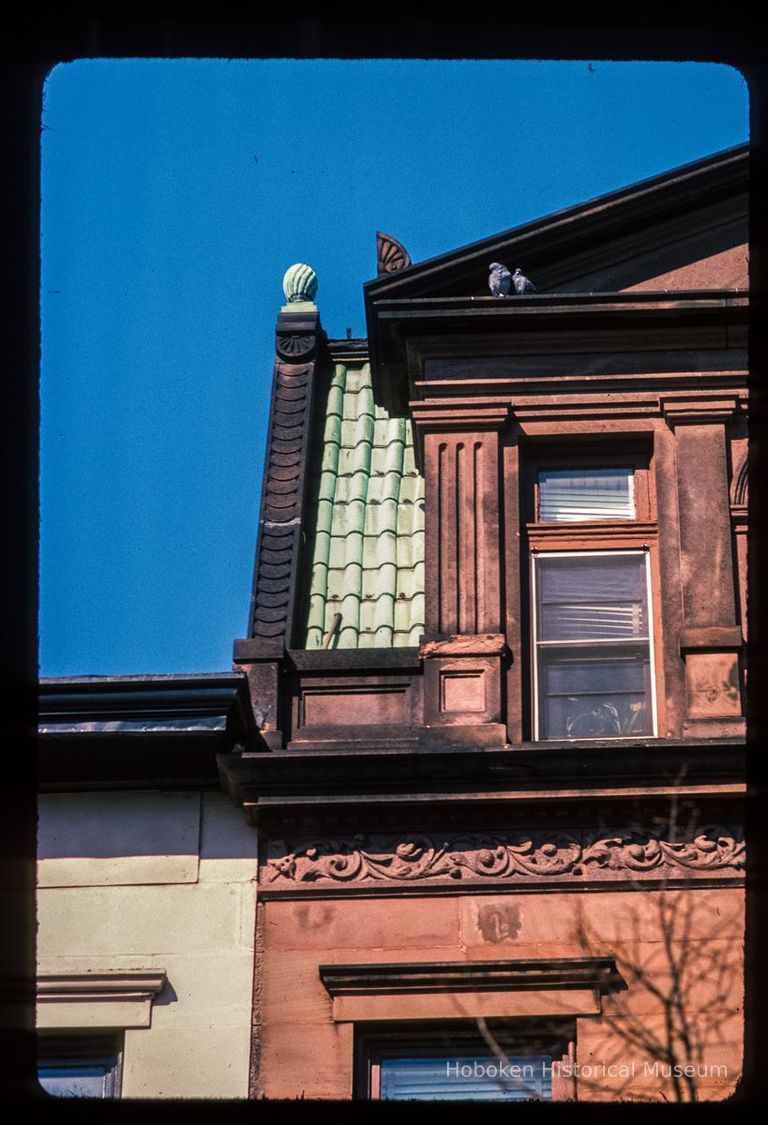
[731,451,748,507]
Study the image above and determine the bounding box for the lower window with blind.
[531,549,657,741]
[356,1021,575,1102]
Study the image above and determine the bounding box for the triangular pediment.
[364,144,747,304]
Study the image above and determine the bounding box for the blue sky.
[39,59,749,676]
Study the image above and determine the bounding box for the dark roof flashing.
[39,672,257,740]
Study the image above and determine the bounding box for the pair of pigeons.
[488,263,535,297]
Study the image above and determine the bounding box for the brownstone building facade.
[37,145,747,1101]
[223,144,748,1101]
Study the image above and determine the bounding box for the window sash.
[531,550,657,741]
[38,1061,116,1098]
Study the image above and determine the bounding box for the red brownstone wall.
[625,242,748,292]
[256,886,743,1102]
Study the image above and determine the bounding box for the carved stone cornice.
[219,739,745,830]
[369,292,748,416]
[262,825,744,893]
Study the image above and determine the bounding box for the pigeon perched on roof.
[512,267,536,294]
[488,262,512,297]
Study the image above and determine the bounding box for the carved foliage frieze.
[263,826,744,889]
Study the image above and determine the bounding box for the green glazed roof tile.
[362,534,397,569]
[402,444,419,476]
[315,499,334,537]
[302,359,426,649]
[395,565,424,600]
[361,567,398,601]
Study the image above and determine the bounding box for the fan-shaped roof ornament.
[377,231,412,277]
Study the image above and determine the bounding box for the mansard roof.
[302,354,425,651]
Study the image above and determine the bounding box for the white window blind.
[380,1053,554,1101]
[538,467,634,522]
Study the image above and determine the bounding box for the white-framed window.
[531,549,657,741]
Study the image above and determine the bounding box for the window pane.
[380,1054,554,1101]
[537,554,647,641]
[538,652,652,739]
[38,1064,111,1098]
[538,467,634,522]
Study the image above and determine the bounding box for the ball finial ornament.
[282,263,318,304]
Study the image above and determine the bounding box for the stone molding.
[410,400,511,431]
[420,633,507,658]
[319,957,624,997]
[320,957,623,1023]
[263,826,744,889]
[37,969,167,1030]
[661,393,743,426]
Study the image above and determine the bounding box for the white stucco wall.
[37,790,258,1098]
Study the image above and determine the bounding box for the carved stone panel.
[423,655,501,727]
[301,684,411,728]
[685,651,742,718]
[441,669,485,713]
